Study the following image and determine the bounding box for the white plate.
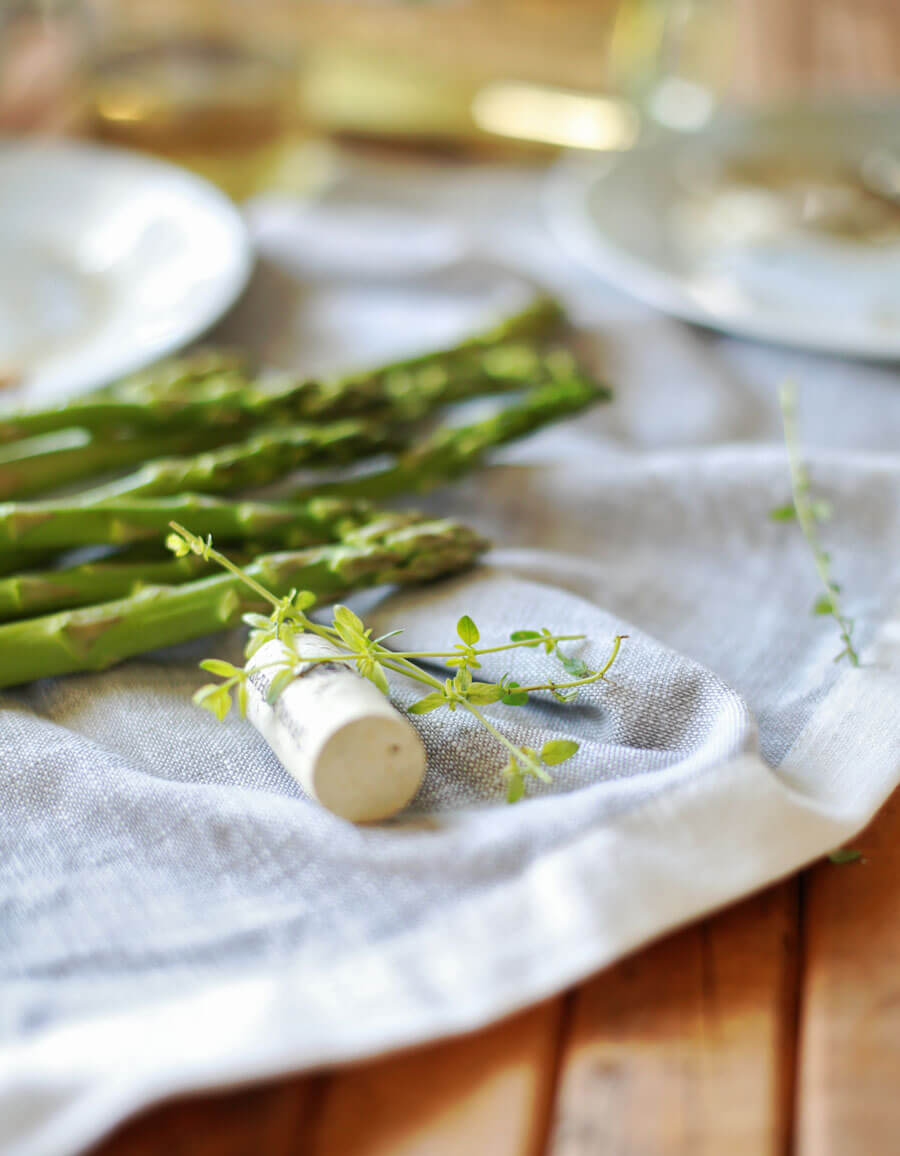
[547,105,900,360]
[0,140,253,400]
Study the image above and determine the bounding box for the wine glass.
[83,0,320,201]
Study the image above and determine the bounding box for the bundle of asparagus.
[0,297,610,687]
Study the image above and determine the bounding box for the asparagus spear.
[0,518,487,688]
[0,552,215,621]
[294,356,610,502]
[0,495,383,556]
[0,343,546,460]
[0,511,427,620]
[0,426,232,500]
[2,417,401,503]
[84,351,248,404]
[0,297,563,443]
[109,299,557,405]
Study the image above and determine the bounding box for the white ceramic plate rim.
[0,139,254,397]
[545,151,900,362]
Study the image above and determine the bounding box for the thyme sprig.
[773,383,859,666]
[167,522,625,802]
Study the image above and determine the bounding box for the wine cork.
[245,631,425,822]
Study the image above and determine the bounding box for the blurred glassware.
[548,0,900,358]
[643,0,900,232]
[81,1,645,163]
[0,0,89,136]
[181,0,629,158]
[85,0,328,201]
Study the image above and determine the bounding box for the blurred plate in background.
[547,104,900,360]
[0,140,252,399]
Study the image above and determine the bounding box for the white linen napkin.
[2,153,899,1156]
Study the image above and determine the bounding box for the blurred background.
[4,0,899,193]
[4,0,641,197]
[3,0,900,382]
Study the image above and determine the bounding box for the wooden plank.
[308,998,566,1156]
[91,1074,322,1156]
[93,995,564,1156]
[796,787,900,1156]
[547,884,801,1156]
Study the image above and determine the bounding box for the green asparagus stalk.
[293,356,609,502]
[3,341,547,444]
[0,377,252,443]
[0,495,384,556]
[6,416,401,503]
[0,518,487,687]
[83,351,248,404]
[0,510,428,620]
[110,299,557,404]
[248,294,565,424]
[0,551,216,621]
[0,297,563,443]
[0,426,232,500]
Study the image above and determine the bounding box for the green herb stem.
[778,384,859,666]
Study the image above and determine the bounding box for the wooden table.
[91,784,900,1156]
